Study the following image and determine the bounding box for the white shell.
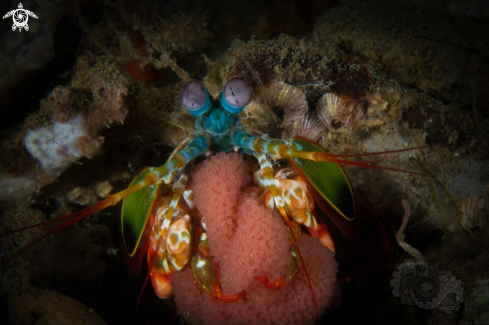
[459,195,488,236]
[287,111,323,142]
[269,83,308,125]
[317,93,364,134]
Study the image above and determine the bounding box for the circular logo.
[13,10,28,27]
[413,276,438,300]
[416,280,434,298]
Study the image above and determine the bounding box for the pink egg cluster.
[171,152,339,325]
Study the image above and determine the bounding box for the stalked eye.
[179,80,212,117]
[219,78,253,114]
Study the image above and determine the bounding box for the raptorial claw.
[255,275,286,288]
[256,224,301,289]
[191,230,246,302]
[269,171,336,252]
[150,273,173,299]
[147,178,193,299]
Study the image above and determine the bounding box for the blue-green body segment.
[290,137,355,221]
[232,128,254,149]
[195,107,241,152]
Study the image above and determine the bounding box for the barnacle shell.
[67,187,97,206]
[286,111,323,142]
[94,181,113,198]
[364,91,401,127]
[459,194,488,237]
[317,93,365,134]
[269,83,308,125]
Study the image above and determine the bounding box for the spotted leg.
[253,152,320,319]
[148,173,192,299]
[277,175,335,251]
[255,166,335,252]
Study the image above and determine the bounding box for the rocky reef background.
[0,0,488,324]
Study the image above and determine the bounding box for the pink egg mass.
[171,152,339,325]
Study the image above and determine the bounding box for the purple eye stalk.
[179,80,212,117]
[219,77,253,114]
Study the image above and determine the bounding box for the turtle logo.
[391,262,463,313]
[3,3,38,32]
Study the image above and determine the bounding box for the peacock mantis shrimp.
[2,77,429,323]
